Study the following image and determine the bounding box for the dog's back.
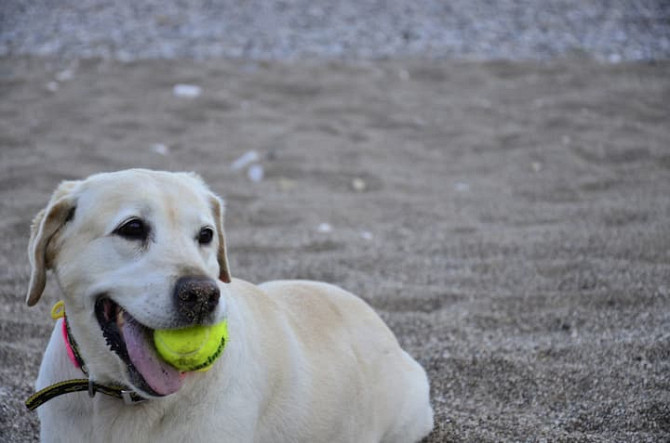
[253,280,434,442]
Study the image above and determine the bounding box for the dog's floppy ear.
[26,180,79,306]
[209,193,232,283]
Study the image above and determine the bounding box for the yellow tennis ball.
[154,321,228,372]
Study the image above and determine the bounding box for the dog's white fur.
[27,169,434,443]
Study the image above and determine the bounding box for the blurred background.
[1,0,669,61]
[1,1,670,442]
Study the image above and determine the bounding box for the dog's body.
[27,169,433,443]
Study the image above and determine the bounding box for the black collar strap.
[26,379,145,411]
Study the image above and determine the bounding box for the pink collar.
[61,317,84,371]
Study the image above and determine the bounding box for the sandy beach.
[1,55,669,441]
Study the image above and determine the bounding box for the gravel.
[1,0,669,61]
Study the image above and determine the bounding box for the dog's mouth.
[95,297,185,397]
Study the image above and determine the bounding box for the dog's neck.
[25,302,145,411]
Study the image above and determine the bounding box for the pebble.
[55,69,74,82]
[231,151,260,171]
[351,178,367,192]
[247,164,264,183]
[454,182,470,192]
[360,231,373,241]
[278,177,297,192]
[150,143,169,155]
[317,223,333,233]
[45,81,59,92]
[173,84,202,98]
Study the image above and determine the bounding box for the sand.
[3,0,669,61]
[1,56,669,441]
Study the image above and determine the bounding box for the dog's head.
[26,169,232,398]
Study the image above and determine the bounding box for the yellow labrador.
[26,169,433,443]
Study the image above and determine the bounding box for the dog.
[25,169,434,442]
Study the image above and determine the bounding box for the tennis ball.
[154,320,228,372]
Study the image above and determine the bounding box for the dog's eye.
[115,218,149,241]
[198,227,214,245]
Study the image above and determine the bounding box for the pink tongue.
[122,317,184,396]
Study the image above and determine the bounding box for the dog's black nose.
[173,276,220,324]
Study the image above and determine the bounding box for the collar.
[25,301,146,411]
[57,302,87,373]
